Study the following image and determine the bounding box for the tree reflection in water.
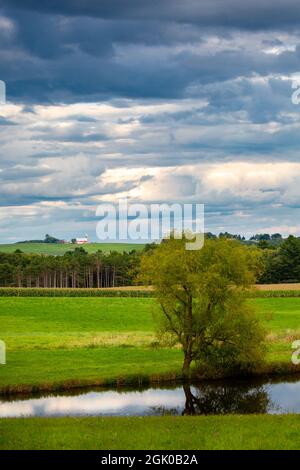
[182,382,272,415]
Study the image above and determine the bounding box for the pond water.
[1,376,300,418]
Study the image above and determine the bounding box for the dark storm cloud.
[1,0,300,240]
[2,39,300,103]
[0,9,198,102]
[2,0,300,103]
[3,0,300,29]
[0,165,56,180]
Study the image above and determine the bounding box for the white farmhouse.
[75,235,89,245]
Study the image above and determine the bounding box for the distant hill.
[0,242,145,255]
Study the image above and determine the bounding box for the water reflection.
[0,376,299,418]
[182,383,272,415]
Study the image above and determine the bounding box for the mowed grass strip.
[0,297,299,391]
[0,415,300,450]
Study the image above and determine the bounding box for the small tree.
[139,235,265,377]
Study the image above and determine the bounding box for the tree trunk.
[182,349,192,378]
[182,384,197,415]
[97,266,100,288]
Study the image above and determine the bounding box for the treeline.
[16,234,64,244]
[1,235,300,287]
[259,235,300,284]
[0,247,146,288]
[208,234,300,283]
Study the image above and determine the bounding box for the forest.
[0,247,143,288]
[0,235,300,288]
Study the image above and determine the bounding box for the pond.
[1,376,300,418]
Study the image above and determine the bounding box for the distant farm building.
[75,236,89,245]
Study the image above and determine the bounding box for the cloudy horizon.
[1,1,300,243]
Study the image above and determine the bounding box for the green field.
[0,297,299,392]
[0,242,145,255]
[0,295,300,450]
[1,415,300,450]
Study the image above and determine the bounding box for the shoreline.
[1,361,299,397]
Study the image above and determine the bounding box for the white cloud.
[98,161,300,206]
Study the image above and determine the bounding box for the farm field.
[256,283,300,291]
[1,415,300,450]
[0,242,145,255]
[0,297,299,392]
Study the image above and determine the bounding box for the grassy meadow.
[0,296,299,393]
[0,242,145,255]
[0,294,300,450]
[1,415,300,450]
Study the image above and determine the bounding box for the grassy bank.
[0,348,182,394]
[0,297,299,393]
[0,415,300,450]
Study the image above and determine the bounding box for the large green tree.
[139,236,265,377]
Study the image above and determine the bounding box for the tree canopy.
[259,236,300,283]
[139,236,265,376]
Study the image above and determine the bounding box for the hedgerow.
[250,290,300,298]
[0,287,300,298]
[0,288,155,298]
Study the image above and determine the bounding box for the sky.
[1,1,300,242]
